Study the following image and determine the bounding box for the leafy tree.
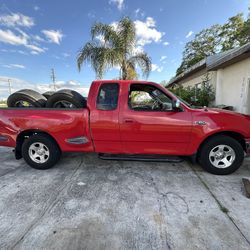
[170,85,195,104]
[176,24,221,75]
[198,73,215,106]
[238,17,250,44]
[176,13,249,75]
[220,13,245,51]
[77,17,151,80]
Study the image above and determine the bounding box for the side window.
[96,83,119,110]
[129,84,173,111]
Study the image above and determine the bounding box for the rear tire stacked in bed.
[7,89,47,108]
[46,89,87,108]
[7,89,86,108]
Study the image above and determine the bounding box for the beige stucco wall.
[175,57,250,114]
[215,57,250,114]
[178,69,217,90]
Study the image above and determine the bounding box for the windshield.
[168,90,192,108]
[151,89,172,103]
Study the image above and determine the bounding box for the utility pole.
[51,68,56,91]
[7,79,11,95]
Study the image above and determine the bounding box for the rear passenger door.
[90,83,122,153]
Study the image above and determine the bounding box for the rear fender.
[15,130,61,159]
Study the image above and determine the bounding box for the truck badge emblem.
[195,121,207,125]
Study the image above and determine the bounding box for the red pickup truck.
[0,80,250,175]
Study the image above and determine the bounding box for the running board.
[98,153,183,163]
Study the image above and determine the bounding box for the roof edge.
[167,42,250,87]
[167,59,206,87]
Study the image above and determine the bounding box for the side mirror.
[172,100,181,111]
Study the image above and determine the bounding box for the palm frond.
[77,42,121,78]
[77,42,95,71]
[91,23,119,46]
[127,52,152,79]
[77,17,152,80]
[126,60,136,72]
[118,17,136,54]
[92,47,121,78]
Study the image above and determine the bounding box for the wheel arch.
[15,129,61,159]
[196,131,246,161]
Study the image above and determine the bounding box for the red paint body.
[1,80,250,156]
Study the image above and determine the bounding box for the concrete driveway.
[0,147,250,250]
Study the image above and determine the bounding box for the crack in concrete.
[11,156,84,249]
[123,164,194,249]
[189,164,250,246]
[115,167,173,249]
[146,173,173,250]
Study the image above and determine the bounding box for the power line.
[8,79,11,95]
[51,68,56,91]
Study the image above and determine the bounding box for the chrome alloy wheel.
[28,142,50,163]
[209,144,235,168]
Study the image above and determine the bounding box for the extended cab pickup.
[1,80,250,175]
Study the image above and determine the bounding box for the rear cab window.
[96,83,119,110]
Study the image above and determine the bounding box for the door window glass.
[129,84,173,111]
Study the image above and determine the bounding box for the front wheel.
[22,134,61,170]
[199,135,244,175]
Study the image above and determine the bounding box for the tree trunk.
[121,61,128,80]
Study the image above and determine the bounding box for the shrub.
[169,74,215,107]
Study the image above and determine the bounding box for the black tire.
[7,89,47,108]
[46,89,87,108]
[199,135,244,175]
[22,134,61,170]
[43,91,55,99]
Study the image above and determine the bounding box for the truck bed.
[0,108,94,152]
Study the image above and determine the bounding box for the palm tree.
[77,17,152,80]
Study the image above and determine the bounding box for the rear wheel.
[22,134,61,170]
[199,135,244,175]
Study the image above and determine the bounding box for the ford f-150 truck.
[0,80,250,175]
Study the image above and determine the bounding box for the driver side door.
[119,83,192,155]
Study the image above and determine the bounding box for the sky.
[0,0,249,98]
